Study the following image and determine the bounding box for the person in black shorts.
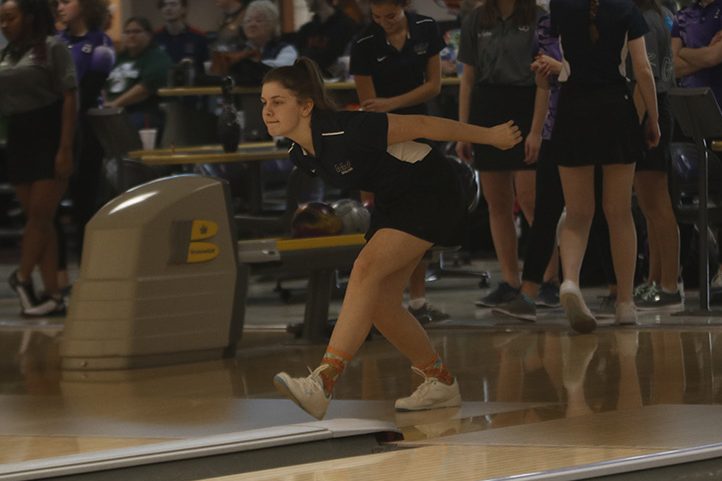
[549,0,660,333]
[456,0,554,308]
[627,0,683,310]
[268,58,521,420]
[0,0,78,316]
[350,0,449,324]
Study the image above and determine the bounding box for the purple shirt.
[58,30,114,81]
[671,0,722,102]
[536,14,562,140]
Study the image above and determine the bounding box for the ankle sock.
[417,353,454,385]
[319,346,352,396]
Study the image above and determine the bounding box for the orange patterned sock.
[319,346,352,396]
[418,353,454,385]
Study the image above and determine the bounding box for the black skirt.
[551,83,644,167]
[469,84,536,171]
[6,101,63,184]
[365,150,467,247]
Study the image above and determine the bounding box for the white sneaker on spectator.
[560,280,597,334]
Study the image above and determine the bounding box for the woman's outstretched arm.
[386,114,522,151]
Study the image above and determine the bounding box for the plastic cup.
[139,128,158,150]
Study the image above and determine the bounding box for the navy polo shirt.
[155,25,209,76]
[349,12,445,115]
[550,0,648,86]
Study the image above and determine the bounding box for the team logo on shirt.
[518,26,530,32]
[334,161,354,175]
[81,43,93,54]
[376,55,388,62]
[414,42,429,55]
[478,30,493,38]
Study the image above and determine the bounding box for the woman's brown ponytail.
[263,57,337,111]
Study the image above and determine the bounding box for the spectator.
[671,0,722,104]
[105,16,173,135]
[56,0,115,285]
[350,0,449,324]
[295,0,359,78]
[456,0,550,308]
[226,0,298,85]
[0,0,78,316]
[210,0,247,75]
[155,0,209,83]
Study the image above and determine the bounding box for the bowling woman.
[0,0,78,315]
[265,58,521,419]
[549,0,660,332]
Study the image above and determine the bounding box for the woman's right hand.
[490,121,523,151]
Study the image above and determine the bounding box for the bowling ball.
[447,155,480,212]
[291,202,343,238]
[330,199,371,234]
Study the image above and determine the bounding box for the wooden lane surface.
[0,436,169,464]
[158,77,461,97]
[713,140,721,152]
[206,445,662,481]
[127,141,287,166]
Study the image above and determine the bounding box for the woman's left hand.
[55,148,73,181]
[645,118,661,149]
[360,97,394,113]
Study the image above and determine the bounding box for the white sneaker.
[273,365,331,420]
[394,367,461,412]
[560,280,597,334]
[22,297,66,318]
[615,301,637,325]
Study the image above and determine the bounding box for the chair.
[668,88,722,311]
[86,108,167,193]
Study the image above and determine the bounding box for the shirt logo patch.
[479,31,493,38]
[518,26,530,32]
[334,161,354,175]
[81,43,93,54]
[376,55,388,62]
[414,42,429,55]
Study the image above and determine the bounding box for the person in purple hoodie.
[671,0,722,104]
[56,0,114,292]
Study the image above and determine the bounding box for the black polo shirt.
[290,109,443,194]
[550,0,648,86]
[349,12,445,115]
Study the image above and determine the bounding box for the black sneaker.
[475,282,520,308]
[636,285,684,311]
[22,296,66,318]
[596,294,616,317]
[492,293,536,322]
[408,302,450,324]
[8,269,38,311]
[536,282,560,308]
